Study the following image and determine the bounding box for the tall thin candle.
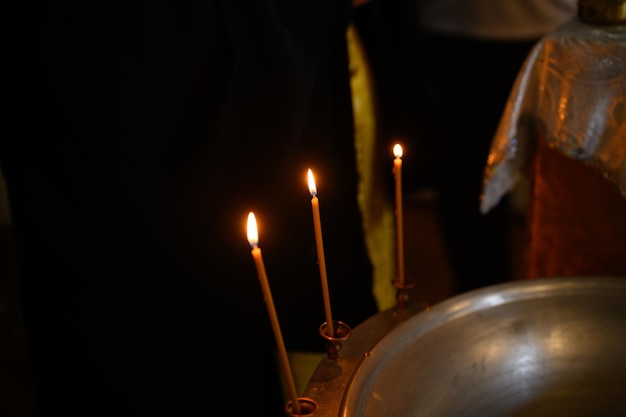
[393,144,405,286]
[307,169,335,338]
[246,212,301,414]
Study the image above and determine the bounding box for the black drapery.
[3,1,378,415]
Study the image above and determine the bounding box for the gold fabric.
[481,18,626,214]
[347,24,397,312]
[480,17,626,279]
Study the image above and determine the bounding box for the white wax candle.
[393,144,405,286]
[246,212,301,414]
[307,169,335,338]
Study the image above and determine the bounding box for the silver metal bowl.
[304,276,626,416]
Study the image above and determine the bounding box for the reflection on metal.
[304,276,626,416]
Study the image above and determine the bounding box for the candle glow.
[393,143,403,159]
[307,169,335,338]
[307,169,317,197]
[246,212,301,414]
[246,212,259,246]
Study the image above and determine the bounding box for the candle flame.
[247,212,259,247]
[393,143,403,159]
[307,169,317,197]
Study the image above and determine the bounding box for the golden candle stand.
[392,277,417,307]
[285,397,319,417]
[319,320,352,360]
[303,296,429,416]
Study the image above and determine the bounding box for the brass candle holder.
[285,397,319,417]
[319,320,351,359]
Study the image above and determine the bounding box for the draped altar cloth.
[480,18,626,278]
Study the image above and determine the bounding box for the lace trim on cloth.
[481,19,626,214]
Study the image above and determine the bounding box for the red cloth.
[525,136,626,279]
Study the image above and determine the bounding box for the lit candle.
[307,169,335,338]
[393,144,405,286]
[246,212,301,414]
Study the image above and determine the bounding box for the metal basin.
[304,276,626,416]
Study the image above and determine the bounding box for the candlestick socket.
[392,278,416,290]
[319,320,352,359]
[285,397,319,417]
[392,278,416,307]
